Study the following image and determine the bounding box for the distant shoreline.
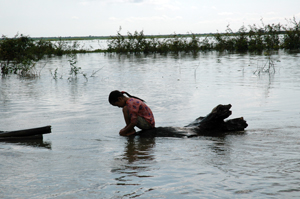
[30,33,217,41]
[29,31,287,41]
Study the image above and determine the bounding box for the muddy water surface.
[1,51,300,198]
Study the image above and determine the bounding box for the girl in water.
[108,90,155,136]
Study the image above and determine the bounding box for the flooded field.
[1,50,300,198]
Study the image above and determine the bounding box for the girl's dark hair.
[108,90,145,105]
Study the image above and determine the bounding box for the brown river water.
[1,50,300,198]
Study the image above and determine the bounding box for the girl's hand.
[119,128,136,136]
[119,128,126,136]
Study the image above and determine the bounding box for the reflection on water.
[209,137,231,156]
[122,137,156,164]
[1,50,300,198]
[0,138,52,149]
[112,137,156,186]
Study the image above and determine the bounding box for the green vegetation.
[282,17,300,49]
[67,53,88,82]
[107,18,300,54]
[0,34,41,76]
[50,52,102,81]
[1,18,300,76]
[254,51,276,75]
[0,34,93,76]
[106,29,211,54]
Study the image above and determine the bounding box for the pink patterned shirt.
[126,98,155,128]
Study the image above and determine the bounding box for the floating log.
[137,104,248,137]
[0,126,51,140]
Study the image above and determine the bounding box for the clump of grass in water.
[282,17,300,50]
[50,68,63,80]
[106,17,300,54]
[50,53,103,81]
[0,34,93,76]
[254,51,276,75]
[0,34,46,77]
[51,68,58,80]
[67,53,88,82]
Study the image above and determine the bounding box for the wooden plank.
[0,126,51,137]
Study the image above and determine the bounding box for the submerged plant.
[68,53,79,77]
[50,68,59,80]
[90,66,105,77]
[67,53,88,81]
[254,51,276,75]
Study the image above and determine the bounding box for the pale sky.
[1,0,300,38]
